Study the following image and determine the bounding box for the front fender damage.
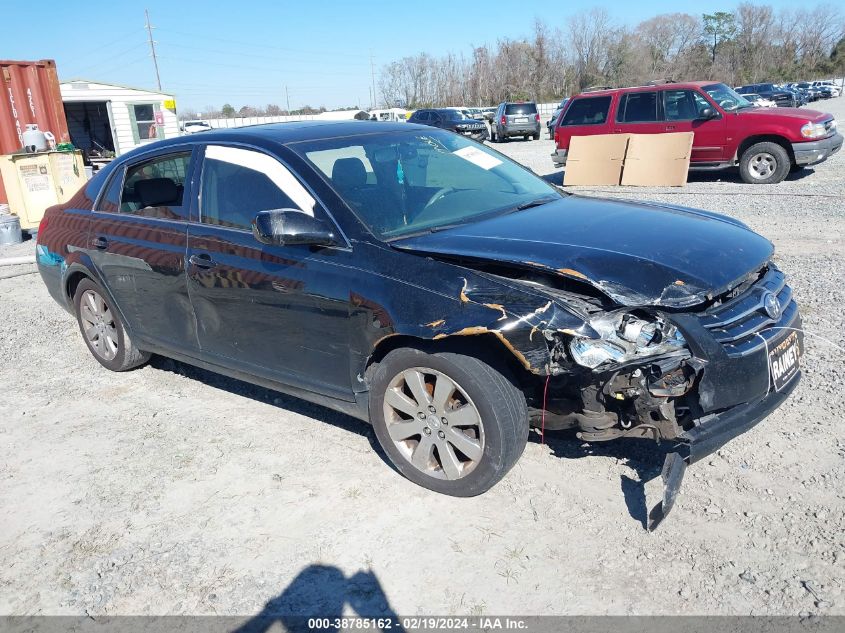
[423,276,596,375]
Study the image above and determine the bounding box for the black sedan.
[406,108,488,140]
[36,122,802,526]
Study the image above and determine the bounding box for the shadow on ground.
[149,356,391,467]
[150,356,668,530]
[530,429,671,529]
[232,565,405,633]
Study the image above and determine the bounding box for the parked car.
[781,85,808,106]
[810,82,835,99]
[493,102,541,142]
[552,81,842,184]
[546,98,570,139]
[36,121,805,525]
[742,93,776,108]
[406,108,487,140]
[180,120,212,134]
[736,83,797,107]
[818,81,841,97]
[792,83,820,101]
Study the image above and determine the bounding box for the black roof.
[150,120,422,151]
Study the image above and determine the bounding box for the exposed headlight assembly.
[568,313,687,369]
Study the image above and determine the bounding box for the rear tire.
[533,132,541,140]
[369,347,528,497]
[73,278,150,372]
[739,142,790,184]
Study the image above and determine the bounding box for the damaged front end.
[424,260,802,530]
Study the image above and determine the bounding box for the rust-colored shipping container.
[0,59,71,204]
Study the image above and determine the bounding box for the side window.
[97,167,125,213]
[200,145,317,231]
[120,152,191,220]
[617,91,658,123]
[129,103,163,143]
[663,90,699,121]
[560,96,611,126]
[417,111,430,122]
[692,92,713,116]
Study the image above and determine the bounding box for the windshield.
[444,110,469,121]
[293,130,561,239]
[703,83,753,111]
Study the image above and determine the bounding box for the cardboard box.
[563,134,629,186]
[621,132,694,187]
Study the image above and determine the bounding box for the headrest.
[135,177,178,207]
[331,158,366,189]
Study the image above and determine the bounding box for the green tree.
[703,11,737,63]
[221,103,235,118]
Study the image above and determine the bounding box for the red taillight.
[535,113,540,122]
[500,115,506,125]
[37,214,49,238]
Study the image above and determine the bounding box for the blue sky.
[4,0,806,112]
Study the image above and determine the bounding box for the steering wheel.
[423,187,456,209]
[719,99,734,109]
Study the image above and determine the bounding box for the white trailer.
[60,80,179,160]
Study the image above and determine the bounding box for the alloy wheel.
[79,289,119,361]
[382,367,485,481]
[748,152,777,180]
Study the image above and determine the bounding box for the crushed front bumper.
[792,132,843,165]
[649,370,801,530]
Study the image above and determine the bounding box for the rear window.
[505,103,537,115]
[560,96,611,126]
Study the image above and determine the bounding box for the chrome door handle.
[189,254,217,269]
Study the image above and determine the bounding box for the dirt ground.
[0,98,843,619]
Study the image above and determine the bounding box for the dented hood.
[391,196,774,307]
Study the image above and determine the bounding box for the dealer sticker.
[768,331,801,391]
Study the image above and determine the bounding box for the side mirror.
[699,107,716,120]
[252,209,337,247]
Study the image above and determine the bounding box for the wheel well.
[738,135,795,165]
[65,271,89,301]
[364,333,539,391]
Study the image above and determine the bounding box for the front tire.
[369,347,528,497]
[74,278,150,372]
[739,142,790,184]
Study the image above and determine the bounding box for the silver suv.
[493,102,541,142]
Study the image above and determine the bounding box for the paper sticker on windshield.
[453,146,502,170]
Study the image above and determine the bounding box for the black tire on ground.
[533,132,541,140]
[369,347,528,497]
[524,134,530,141]
[73,277,150,372]
[738,141,791,184]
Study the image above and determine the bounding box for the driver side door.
[186,144,355,399]
[661,89,727,163]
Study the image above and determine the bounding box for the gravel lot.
[1,98,843,619]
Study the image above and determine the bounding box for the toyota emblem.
[762,292,781,320]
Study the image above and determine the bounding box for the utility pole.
[145,9,162,91]
[285,85,291,114]
[370,50,377,109]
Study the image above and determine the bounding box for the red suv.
[551,81,842,184]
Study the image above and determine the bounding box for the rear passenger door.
[186,144,354,398]
[89,148,198,350]
[614,90,662,134]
